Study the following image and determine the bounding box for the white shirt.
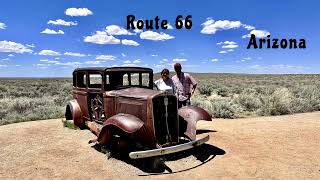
[154,78,175,94]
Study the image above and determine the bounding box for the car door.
[73,71,90,121]
[87,72,105,123]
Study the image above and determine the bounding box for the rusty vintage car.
[65,67,211,159]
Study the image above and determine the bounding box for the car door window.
[88,74,102,89]
[76,72,87,88]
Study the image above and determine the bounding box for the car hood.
[105,87,169,99]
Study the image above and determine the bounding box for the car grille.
[152,95,179,145]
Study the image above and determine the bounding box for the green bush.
[209,98,241,119]
[192,94,242,119]
[258,88,294,116]
[234,93,262,112]
[1,73,320,124]
[197,83,215,96]
[0,78,72,125]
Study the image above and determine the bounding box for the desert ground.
[0,112,319,179]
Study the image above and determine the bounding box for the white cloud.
[105,25,133,35]
[121,39,139,46]
[242,24,255,30]
[26,44,35,48]
[223,44,238,48]
[0,65,8,67]
[1,58,10,61]
[248,64,306,73]
[121,53,126,57]
[201,18,242,34]
[64,52,86,57]
[243,57,251,60]
[41,28,64,35]
[211,58,219,62]
[121,63,136,67]
[36,63,51,67]
[154,64,165,68]
[173,58,187,62]
[217,41,237,45]
[201,18,263,37]
[8,54,14,57]
[151,54,158,57]
[217,41,238,49]
[55,61,82,66]
[227,49,234,52]
[96,55,116,60]
[85,61,102,65]
[65,8,93,17]
[134,29,143,34]
[159,59,168,64]
[140,31,174,41]
[133,59,141,63]
[167,23,174,29]
[0,22,6,29]
[219,50,227,54]
[47,60,59,63]
[38,66,49,69]
[0,40,33,53]
[40,59,48,62]
[242,29,270,38]
[123,60,131,64]
[38,50,61,56]
[84,31,120,44]
[48,19,77,26]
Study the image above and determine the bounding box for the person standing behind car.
[154,68,175,94]
[172,63,197,108]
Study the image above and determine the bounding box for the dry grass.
[1,74,320,124]
[0,78,72,125]
[191,73,320,118]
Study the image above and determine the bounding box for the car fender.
[178,106,211,140]
[66,100,84,128]
[98,113,144,144]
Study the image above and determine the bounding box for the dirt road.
[1,112,320,179]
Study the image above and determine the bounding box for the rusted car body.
[65,67,211,159]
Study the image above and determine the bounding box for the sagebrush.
[1,74,320,125]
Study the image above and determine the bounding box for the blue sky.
[0,0,319,77]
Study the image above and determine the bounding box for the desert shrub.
[192,94,209,107]
[197,83,215,96]
[1,74,320,125]
[0,78,72,125]
[230,86,244,94]
[258,88,294,116]
[291,98,314,113]
[193,94,242,118]
[208,96,242,119]
[216,86,229,97]
[296,85,320,110]
[234,92,262,112]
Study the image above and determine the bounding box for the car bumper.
[129,135,210,159]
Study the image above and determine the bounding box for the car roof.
[73,67,153,73]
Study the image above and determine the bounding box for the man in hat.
[172,63,197,108]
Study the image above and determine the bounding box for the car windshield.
[105,72,151,90]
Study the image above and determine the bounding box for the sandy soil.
[0,112,320,179]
